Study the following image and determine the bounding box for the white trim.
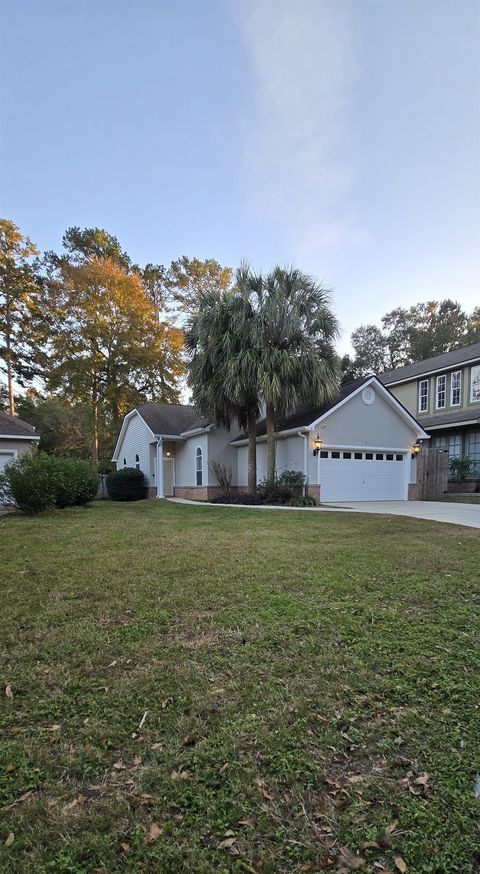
[427,419,480,430]
[0,434,39,441]
[418,379,429,413]
[195,445,203,487]
[435,374,446,410]
[450,370,461,407]
[180,424,213,437]
[156,439,164,498]
[382,353,480,387]
[316,443,417,452]
[470,364,480,404]
[0,449,18,459]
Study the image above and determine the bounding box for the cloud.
[229,0,366,262]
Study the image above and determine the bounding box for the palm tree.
[186,287,260,494]
[248,266,340,489]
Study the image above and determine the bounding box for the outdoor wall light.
[313,435,322,456]
[411,442,421,459]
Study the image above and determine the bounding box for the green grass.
[0,501,479,874]
[439,494,480,504]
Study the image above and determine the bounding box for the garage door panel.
[319,451,407,502]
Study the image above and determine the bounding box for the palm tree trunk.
[247,409,257,494]
[266,401,276,489]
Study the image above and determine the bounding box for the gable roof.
[135,403,203,436]
[232,376,428,443]
[379,341,480,386]
[0,411,39,439]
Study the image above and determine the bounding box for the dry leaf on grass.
[144,822,161,844]
[5,833,14,848]
[238,817,256,828]
[120,842,129,852]
[48,724,61,732]
[385,820,399,835]
[338,846,366,869]
[133,755,142,766]
[151,742,165,751]
[64,794,87,810]
[5,685,13,700]
[394,857,407,873]
[414,773,429,786]
[112,760,127,771]
[161,697,173,709]
[217,836,237,850]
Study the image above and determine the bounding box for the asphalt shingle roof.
[379,342,480,385]
[135,403,209,435]
[0,411,38,438]
[232,376,372,441]
[417,409,480,429]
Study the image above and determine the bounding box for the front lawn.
[1,501,479,873]
[440,494,480,504]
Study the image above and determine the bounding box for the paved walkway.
[168,497,480,529]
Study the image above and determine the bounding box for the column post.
[156,438,164,498]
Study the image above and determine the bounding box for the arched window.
[123,457,127,468]
[195,446,203,486]
[135,454,140,470]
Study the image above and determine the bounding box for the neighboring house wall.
[114,413,154,485]
[0,439,37,457]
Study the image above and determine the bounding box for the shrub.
[0,452,98,514]
[210,460,233,497]
[258,469,306,504]
[211,492,264,505]
[52,457,98,508]
[106,467,146,501]
[449,456,473,483]
[291,494,317,507]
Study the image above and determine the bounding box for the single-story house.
[112,376,429,502]
[0,411,40,473]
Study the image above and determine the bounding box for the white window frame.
[418,379,429,413]
[471,365,480,403]
[195,446,203,487]
[123,457,127,468]
[135,453,140,470]
[436,374,446,410]
[450,371,461,406]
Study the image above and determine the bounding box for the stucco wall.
[115,413,155,485]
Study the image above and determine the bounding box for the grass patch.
[439,495,480,504]
[0,500,479,873]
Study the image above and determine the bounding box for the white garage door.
[319,449,408,502]
[0,452,15,473]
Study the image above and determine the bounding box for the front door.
[163,457,175,496]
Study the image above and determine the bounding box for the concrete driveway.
[326,500,480,529]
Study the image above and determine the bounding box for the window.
[320,450,329,458]
[467,431,480,476]
[395,454,404,461]
[342,451,351,459]
[376,453,384,460]
[123,457,127,468]
[436,374,446,409]
[135,453,140,470]
[386,453,394,461]
[434,435,447,449]
[450,371,461,406]
[418,379,429,413]
[331,451,340,459]
[195,446,203,486]
[365,452,373,460]
[471,366,480,403]
[448,435,461,460]
[354,452,363,460]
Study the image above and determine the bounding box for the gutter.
[231,425,311,446]
[382,355,480,387]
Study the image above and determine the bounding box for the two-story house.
[379,341,480,490]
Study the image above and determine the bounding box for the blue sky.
[1,0,479,353]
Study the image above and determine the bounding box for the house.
[379,341,480,491]
[112,376,429,502]
[0,411,40,473]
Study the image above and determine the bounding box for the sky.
[1,0,479,354]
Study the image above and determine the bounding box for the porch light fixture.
[411,442,421,459]
[313,435,322,456]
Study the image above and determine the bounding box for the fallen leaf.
[385,820,399,835]
[48,724,61,732]
[120,842,129,852]
[151,742,165,751]
[107,660,117,668]
[414,773,429,786]
[211,688,225,695]
[218,836,237,850]
[161,697,172,709]
[348,775,364,784]
[338,846,366,869]
[5,764,17,773]
[133,755,142,766]
[113,760,127,771]
[144,822,161,844]
[5,685,13,700]
[223,829,235,837]
[362,840,379,849]
[5,832,14,847]
[238,817,256,828]
[220,762,229,774]
[395,858,407,873]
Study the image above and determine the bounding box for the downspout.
[297,431,309,496]
[156,438,164,498]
